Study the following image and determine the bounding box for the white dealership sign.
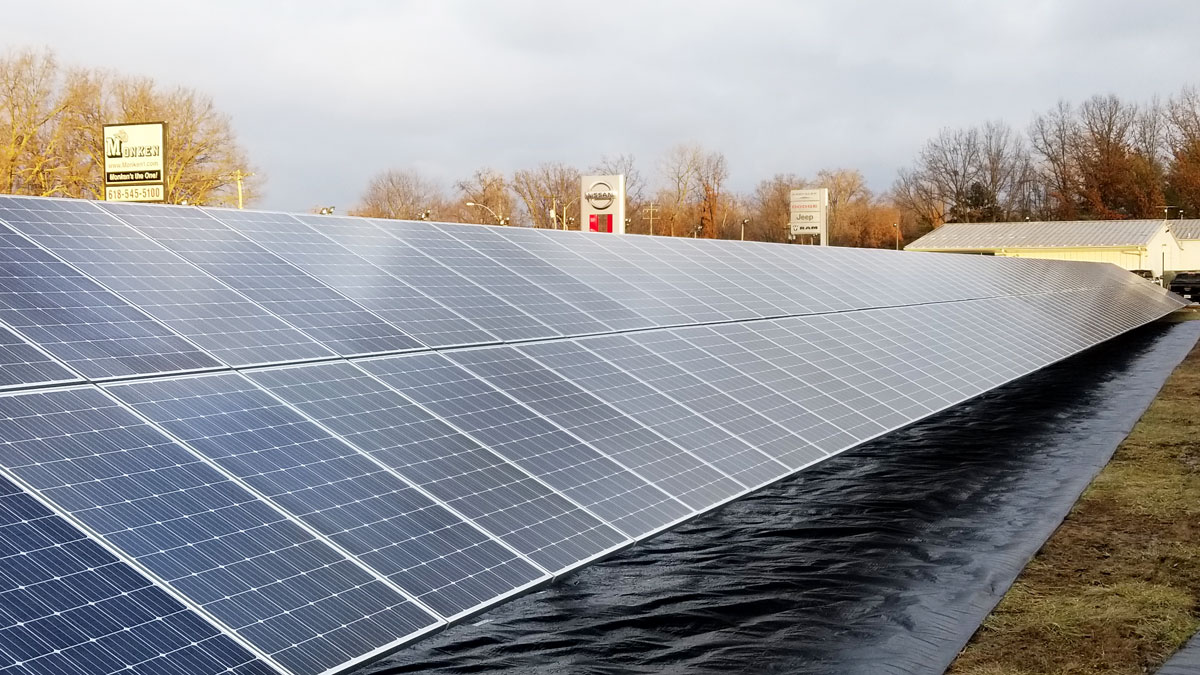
[789,187,828,245]
[581,174,626,234]
[103,122,166,202]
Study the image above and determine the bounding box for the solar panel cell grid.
[105,372,544,620]
[292,214,551,343]
[0,217,221,380]
[0,386,438,675]
[516,339,784,489]
[636,237,782,318]
[210,210,497,349]
[0,324,79,390]
[0,197,332,367]
[433,225,653,331]
[0,475,275,675]
[98,202,422,357]
[445,345,745,510]
[359,352,691,538]
[503,228,695,326]
[244,361,626,574]
[377,221,608,338]
[580,333,815,469]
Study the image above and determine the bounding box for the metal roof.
[906,219,1170,250]
[1172,220,1200,240]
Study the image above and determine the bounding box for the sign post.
[581,175,626,234]
[103,122,167,203]
[789,188,828,245]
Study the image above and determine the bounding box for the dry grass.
[949,317,1200,675]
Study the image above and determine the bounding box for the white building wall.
[1178,240,1200,271]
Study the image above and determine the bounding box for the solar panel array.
[0,194,1185,675]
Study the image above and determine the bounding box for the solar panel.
[755,320,931,427]
[678,238,835,315]
[358,352,692,537]
[292,214,554,342]
[516,339,788,488]
[544,233,730,323]
[578,333,820,469]
[373,220,610,338]
[493,227,695,326]
[711,322,904,445]
[445,345,746,509]
[0,194,1187,675]
[0,324,80,390]
[243,361,628,573]
[0,386,439,675]
[105,372,545,620]
[670,324,871,451]
[431,224,653,331]
[634,236,781,319]
[0,197,333,367]
[206,210,497,348]
[0,474,275,675]
[0,219,221,380]
[97,202,422,357]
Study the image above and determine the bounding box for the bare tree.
[511,162,580,229]
[1029,101,1080,219]
[1167,86,1200,215]
[352,168,445,219]
[456,167,515,225]
[696,151,728,238]
[0,49,91,197]
[895,121,1034,227]
[659,143,703,236]
[751,173,807,242]
[816,168,868,244]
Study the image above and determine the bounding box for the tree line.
[894,88,1200,227]
[354,151,902,247]
[6,46,1200,246]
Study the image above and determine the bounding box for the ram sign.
[790,188,828,244]
[103,122,167,203]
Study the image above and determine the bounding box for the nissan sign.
[580,174,626,234]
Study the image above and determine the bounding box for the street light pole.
[741,218,749,241]
[892,222,900,250]
[551,196,579,230]
[465,201,509,226]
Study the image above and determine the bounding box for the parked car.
[1169,272,1200,304]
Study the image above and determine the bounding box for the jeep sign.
[790,188,828,245]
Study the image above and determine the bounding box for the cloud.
[3,0,1199,209]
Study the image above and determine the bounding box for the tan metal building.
[905,219,1192,277]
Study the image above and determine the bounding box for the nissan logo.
[585,181,615,210]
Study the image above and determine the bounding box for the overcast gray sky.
[6,0,1199,210]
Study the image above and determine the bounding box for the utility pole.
[233,169,254,209]
[643,202,659,235]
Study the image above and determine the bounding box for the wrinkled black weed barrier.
[374,320,1200,675]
